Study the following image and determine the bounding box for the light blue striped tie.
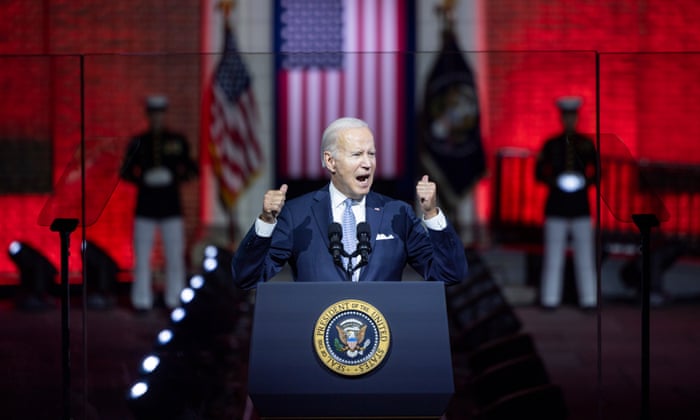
[342,198,357,272]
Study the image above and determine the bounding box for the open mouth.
[356,175,370,184]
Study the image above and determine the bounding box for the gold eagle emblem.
[336,323,367,352]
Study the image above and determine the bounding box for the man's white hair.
[320,117,369,168]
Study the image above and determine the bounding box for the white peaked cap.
[556,96,582,112]
[145,95,168,111]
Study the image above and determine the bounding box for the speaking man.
[231,117,468,289]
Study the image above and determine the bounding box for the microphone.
[328,223,345,267]
[355,222,372,264]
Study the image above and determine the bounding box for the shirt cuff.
[423,208,447,231]
[254,217,276,237]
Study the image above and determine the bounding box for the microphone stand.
[348,222,372,280]
[346,246,371,281]
[345,259,354,281]
[329,243,355,281]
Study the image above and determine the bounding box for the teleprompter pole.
[50,218,79,420]
[632,213,659,420]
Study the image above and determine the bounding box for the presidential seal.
[313,299,390,376]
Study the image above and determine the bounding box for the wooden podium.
[247,281,455,419]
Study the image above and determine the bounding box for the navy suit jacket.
[231,186,468,289]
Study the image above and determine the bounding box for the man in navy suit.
[231,117,468,289]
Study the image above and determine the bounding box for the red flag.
[209,24,263,209]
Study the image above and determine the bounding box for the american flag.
[275,0,410,179]
[209,24,263,209]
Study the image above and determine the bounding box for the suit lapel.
[310,187,346,280]
[311,187,332,247]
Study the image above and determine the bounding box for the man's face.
[561,111,579,132]
[147,109,166,132]
[325,126,376,200]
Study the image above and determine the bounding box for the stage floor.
[2,293,699,419]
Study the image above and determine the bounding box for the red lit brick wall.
[2,0,700,279]
[482,0,700,234]
[483,0,700,158]
[0,0,202,280]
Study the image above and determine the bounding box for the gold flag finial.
[434,0,456,30]
[217,0,236,19]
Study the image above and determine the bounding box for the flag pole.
[218,0,237,244]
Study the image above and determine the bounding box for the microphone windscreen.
[329,222,342,238]
[357,222,370,237]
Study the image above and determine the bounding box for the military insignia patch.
[313,299,390,376]
[163,140,183,155]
